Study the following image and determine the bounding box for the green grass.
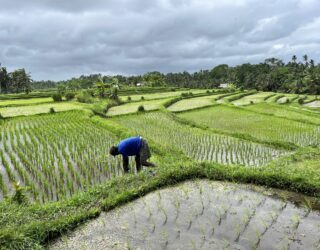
[0,102,88,117]
[177,105,320,147]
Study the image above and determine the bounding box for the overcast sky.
[0,0,320,81]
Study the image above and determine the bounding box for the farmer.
[109,136,156,173]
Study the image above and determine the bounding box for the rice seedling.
[232,92,275,106]
[0,97,53,108]
[178,105,320,147]
[107,98,172,116]
[0,102,88,117]
[50,180,320,250]
[245,103,320,125]
[167,94,218,112]
[0,110,120,202]
[114,112,285,166]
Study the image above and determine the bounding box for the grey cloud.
[0,0,319,80]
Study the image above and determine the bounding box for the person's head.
[109,146,119,156]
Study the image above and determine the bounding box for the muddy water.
[50,181,320,250]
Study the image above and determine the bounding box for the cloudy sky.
[0,0,320,80]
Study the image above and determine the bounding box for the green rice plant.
[0,150,16,182]
[178,105,320,147]
[245,103,320,125]
[0,110,119,202]
[114,112,286,166]
[0,173,8,197]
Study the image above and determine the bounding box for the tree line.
[0,64,32,94]
[2,55,320,94]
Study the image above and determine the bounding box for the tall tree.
[292,55,297,63]
[0,64,10,93]
[9,69,32,93]
[303,54,309,67]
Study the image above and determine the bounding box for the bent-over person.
[109,136,156,173]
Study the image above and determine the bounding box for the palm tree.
[310,59,315,67]
[292,55,297,63]
[303,54,309,67]
[303,54,308,62]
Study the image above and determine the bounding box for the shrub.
[171,88,176,92]
[91,103,106,116]
[52,93,62,102]
[250,100,254,104]
[181,92,194,98]
[163,97,182,108]
[298,98,304,105]
[206,90,210,94]
[137,105,145,112]
[105,99,123,113]
[86,89,95,97]
[127,96,132,101]
[109,87,119,101]
[76,91,94,103]
[65,92,76,101]
[141,96,145,100]
[49,107,55,114]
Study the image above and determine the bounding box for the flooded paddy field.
[50,180,320,250]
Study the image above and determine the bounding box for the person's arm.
[141,161,156,167]
[122,156,129,173]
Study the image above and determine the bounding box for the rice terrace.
[1,1,320,249]
[0,81,319,249]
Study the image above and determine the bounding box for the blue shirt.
[118,136,142,157]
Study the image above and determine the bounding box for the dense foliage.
[0,66,32,94]
[2,55,320,95]
[47,56,320,94]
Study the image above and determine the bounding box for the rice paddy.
[0,97,53,107]
[245,103,320,125]
[232,92,274,106]
[107,98,171,116]
[120,89,208,102]
[0,111,124,202]
[113,112,286,166]
[167,95,218,112]
[178,105,320,147]
[50,180,320,250]
[0,89,319,249]
[0,102,88,117]
[305,100,320,108]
